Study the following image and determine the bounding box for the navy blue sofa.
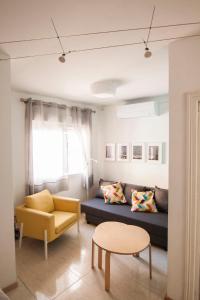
[81,180,168,250]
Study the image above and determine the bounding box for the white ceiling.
[0,0,200,105]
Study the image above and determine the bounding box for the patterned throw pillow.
[101,183,127,204]
[131,190,158,212]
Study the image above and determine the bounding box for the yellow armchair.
[15,190,80,259]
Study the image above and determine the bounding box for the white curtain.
[71,107,93,199]
[25,100,93,196]
[25,100,70,194]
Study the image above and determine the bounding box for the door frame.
[185,92,200,300]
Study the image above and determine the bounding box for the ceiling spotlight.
[58,53,66,63]
[144,47,152,58]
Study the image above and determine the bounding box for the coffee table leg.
[92,239,95,269]
[149,243,152,279]
[98,247,102,269]
[133,252,140,257]
[105,251,111,291]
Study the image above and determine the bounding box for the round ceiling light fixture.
[144,47,152,58]
[94,92,114,98]
[58,53,66,63]
[91,80,118,99]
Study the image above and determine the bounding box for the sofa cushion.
[52,211,77,234]
[96,178,125,199]
[154,186,168,213]
[96,179,116,198]
[25,189,54,213]
[81,198,168,238]
[101,183,127,204]
[131,190,158,212]
[124,184,146,205]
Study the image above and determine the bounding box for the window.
[32,121,84,185]
[64,129,84,175]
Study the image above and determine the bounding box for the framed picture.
[131,143,145,162]
[117,144,129,161]
[105,143,115,161]
[147,143,162,163]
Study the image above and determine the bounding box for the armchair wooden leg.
[19,223,23,249]
[44,230,48,260]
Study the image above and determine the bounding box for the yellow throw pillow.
[101,182,127,204]
[131,190,158,212]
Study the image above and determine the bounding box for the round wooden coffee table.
[92,221,152,291]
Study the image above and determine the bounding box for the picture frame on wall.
[131,143,145,162]
[147,142,162,163]
[105,143,115,161]
[117,144,129,161]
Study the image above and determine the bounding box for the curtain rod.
[20,98,96,113]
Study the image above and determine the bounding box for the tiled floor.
[7,216,167,300]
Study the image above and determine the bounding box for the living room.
[0,1,200,300]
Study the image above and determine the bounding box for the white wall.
[11,91,101,205]
[167,36,200,300]
[0,52,16,288]
[100,95,169,188]
[11,94,26,206]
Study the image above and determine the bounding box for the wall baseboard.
[2,282,18,293]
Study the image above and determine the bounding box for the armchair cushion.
[52,211,77,234]
[25,189,54,213]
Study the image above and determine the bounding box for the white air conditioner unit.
[117,101,159,119]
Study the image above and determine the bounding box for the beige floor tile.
[12,216,167,300]
[56,272,163,300]
[6,278,35,300]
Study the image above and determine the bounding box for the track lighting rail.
[0,21,200,45]
[0,7,200,62]
[1,33,200,61]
